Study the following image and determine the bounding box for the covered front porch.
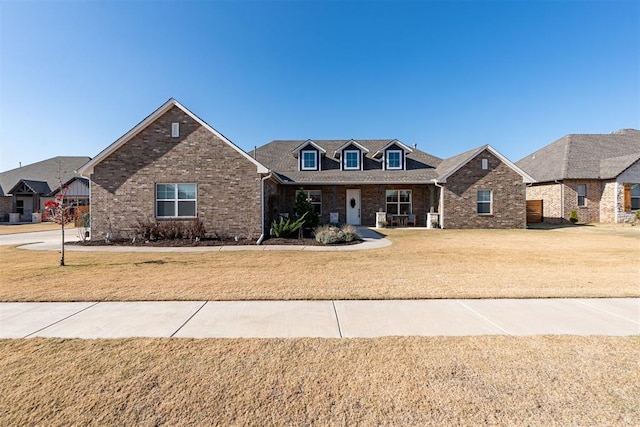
[269,183,441,228]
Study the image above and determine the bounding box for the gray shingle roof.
[254,140,443,184]
[516,129,640,182]
[0,156,91,196]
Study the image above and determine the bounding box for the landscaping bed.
[68,236,362,247]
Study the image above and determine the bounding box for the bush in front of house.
[314,224,360,245]
[569,210,579,224]
[271,212,307,238]
[135,219,206,241]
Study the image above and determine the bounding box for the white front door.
[346,189,361,225]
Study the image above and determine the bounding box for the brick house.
[516,129,640,223]
[79,99,534,241]
[0,157,90,222]
[78,99,268,240]
[255,140,534,229]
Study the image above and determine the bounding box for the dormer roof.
[333,140,370,158]
[291,140,327,158]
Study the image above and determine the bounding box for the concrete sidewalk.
[0,227,391,252]
[1,298,638,339]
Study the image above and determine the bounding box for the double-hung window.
[386,150,402,170]
[577,184,587,207]
[386,190,412,215]
[343,150,360,170]
[156,183,197,217]
[477,190,492,215]
[301,150,317,170]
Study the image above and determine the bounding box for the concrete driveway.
[1,298,638,339]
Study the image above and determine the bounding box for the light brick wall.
[616,160,640,223]
[600,181,616,223]
[90,106,262,240]
[526,183,561,222]
[443,150,526,229]
[563,180,602,223]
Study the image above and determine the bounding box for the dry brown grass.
[0,225,638,301]
[0,222,58,235]
[1,336,638,426]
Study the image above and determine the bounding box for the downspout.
[433,180,445,229]
[257,172,272,245]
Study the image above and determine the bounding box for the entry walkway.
[1,298,638,339]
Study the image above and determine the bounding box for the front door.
[346,189,361,225]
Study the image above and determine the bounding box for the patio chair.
[387,213,399,227]
[407,214,416,227]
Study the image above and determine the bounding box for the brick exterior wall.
[89,106,263,240]
[564,179,602,223]
[616,160,640,223]
[0,196,12,221]
[442,150,526,229]
[526,183,562,222]
[276,184,437,227]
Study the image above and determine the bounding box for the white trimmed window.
[386,190,412,215]
[386,150,402,170]
[171,122,180,138]
[477,190,492,215]
[343,150,360,170]
[301,150,318,170]
[296,189,322,215]
[577,184,586,207]
[156,183,197,217]
[482,158,489,170]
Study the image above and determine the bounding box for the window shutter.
[623,184,632,211]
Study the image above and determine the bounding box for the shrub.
[135,219,206,240]
[569,210,579,224]
[272,212,307,238]
[314,224,360,245]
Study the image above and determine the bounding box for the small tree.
[43,184,75,266]
[295,191,319,230]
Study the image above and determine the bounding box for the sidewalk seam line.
[23,301,101,338]
[574,299,640,325]
[170,301,208,338]
[458,301,512,336]
[332,301,343,338]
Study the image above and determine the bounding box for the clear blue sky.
[1,0,638,172]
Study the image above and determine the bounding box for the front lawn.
[1,336,638,425]
[0,225,638,301]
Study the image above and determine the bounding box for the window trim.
[477,189,492,215]
[631,184,640,210]
[171,122,180,138]
[156,183,197,218]
[386,150,403,170]
[577,184,587,207]
[343,150,361,170]
[385,189,412,215]
[481,158,489,170]
[300,150,318,171]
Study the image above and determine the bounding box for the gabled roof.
[291,140,327,157]
[372,139,414,158]
[50,177,89,196]
[435,145,535,183]
[516,129,640,182]
[8,179,51,195]
[0,156,91,197]
[254,139,443,184]
[78,98,269,175]
[333,140,370,157]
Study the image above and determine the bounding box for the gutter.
[257,172,273,245]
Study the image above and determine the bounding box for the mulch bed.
[69,237,362,247]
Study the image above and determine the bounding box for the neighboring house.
[79,98,533,241]
[0,157,90,222]
[516,129,640,223]
[255,140,534,229]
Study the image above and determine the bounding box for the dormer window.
[386,150,402,170]
[301,150,318,170]
[343,150,360,170]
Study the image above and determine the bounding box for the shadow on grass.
[527,222,595,230]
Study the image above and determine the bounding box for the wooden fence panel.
[526,200,543,223]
